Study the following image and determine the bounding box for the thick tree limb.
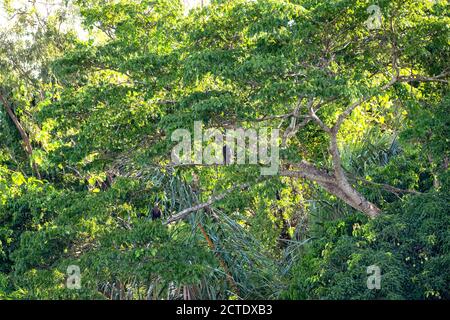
[327,123,381,217]
[280,161,334,184]
[281,160,381,218]
[0,93,41,179]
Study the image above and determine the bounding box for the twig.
[351,176,422,195]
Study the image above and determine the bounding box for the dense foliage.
[0,0,448,300]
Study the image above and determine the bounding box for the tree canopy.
[0,0,448,300]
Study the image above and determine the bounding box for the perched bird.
[151,204,162,220]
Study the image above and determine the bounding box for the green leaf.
[11,172,26,186]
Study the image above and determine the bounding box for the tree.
[0,0,79,179]
[0,0,448,300]
[49,0,448,218]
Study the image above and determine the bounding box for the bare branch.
[308,99,330,133]
[253,112,298,122]
[350,176,422,195]
[165,180,261,224]
[282,97,312,146]
[398,72,449,84]
[333,77,398,132]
